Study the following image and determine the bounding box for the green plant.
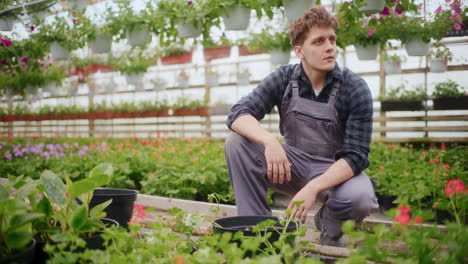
[248,26,291,52]
[173,96,206,110]
[429,42,453,62]
[113,54,155,74]
[433,80,465,98]
[382,53,405,63]
[161,44,191,57]
[0,176,44,260]
[379,84,426,101]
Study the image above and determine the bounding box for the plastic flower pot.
[50,42,70,61]
[433,96,468,110]
[0,16,16,31]
[282,0,314,22]
[68,0,88,10]
[161,52,193,65]
[176,21,202,38]
[380,100,424,111]
[270,50,291,65]
[222,6,250,30]
[203,46,231,61]
[212,216,298,255]
[429,58,447,73]
[354,44,379,60]
[125,73,144,87]
[358,0,386,15]
[1,239,36,264]
[384,61,401,75]
[405,38,430,56]
[89,34,112,54]
[89,188,138,228]
[127,26,150,47]
[238,45,264,56]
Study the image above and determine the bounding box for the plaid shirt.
[227,63,373,175]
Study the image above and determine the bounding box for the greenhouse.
[1,0,467,263]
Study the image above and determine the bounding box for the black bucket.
[90,188,138,228]
[213,215,298,252]
[0,239,36,264]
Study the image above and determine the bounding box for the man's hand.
[287,185,318,224]
[264,137,291,184]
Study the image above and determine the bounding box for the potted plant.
[379,84,426,111]
[429,42,453,73]
[202,37,233,61]
[249,27,291,65]
[218,1,251,30]
[150,77,168,91]
[0,14,16,31]
[383,54,404,75]
[114,54,154,89]
[0,177,43,264]
[86,20,114,54]
[432,80,468,110]
[160,45,193,65]
[356,0,385,15]
[281,0,314,22]
[397,16,433,56]
[173,96,208,116]
[176,70,190,88]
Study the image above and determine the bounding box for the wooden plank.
[374,126,468,132]
[373,137,468,143]
[374,115,468,122]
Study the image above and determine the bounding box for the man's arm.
[231,115,291,184]
[287,159,354,223]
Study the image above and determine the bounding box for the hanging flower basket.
[50,41,70,60]
[203,46,231,61]
[89,34,113,54]
[127,26,150,47]
[358,0,386,15]
[433,96,468,110]
[222,6,250,30]
[238,45,264,56]
[161,52,193,65]
[384,61,401,75]
[354,44,379,60]
[429,58,447,73]
[282,0,314,22]
[270,50,291,65]
[125,73,144,87]
[176,21,202,38]
[0,16,16,31]
[68,0,88,10]
[405,38,430,56]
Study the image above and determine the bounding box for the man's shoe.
[314,205,344,247]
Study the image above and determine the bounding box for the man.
[224,7,378,247]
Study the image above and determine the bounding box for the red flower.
[141,140,149,146]
[395,213,411,225]
[129,218,141,225]
[134,204,144,211]
[133,136,139,142]
[174,255,184,264]
[155,153,161,158]
[381,6,390,16]
[379,166,384,170]
[399,205,410,215]
[445,179,467,196]
[159,146,165,152]
[136,210,147,218]
[186,137,192,143]
[157,137,163,142]
[433,158,440,163]
[441,143,447,148]
[422,151,427,156]
[89,143,96,149]
[414,216,423,224]
[429,159,434,163]
[444,164,451,170]
[187,148,192,152]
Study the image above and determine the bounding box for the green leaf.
[88,163,113,187]
[89,199,112,219]
[36,197,53,217]
[16,181,39,200]
[40,170,67,206]
[50,232,73,242]
[0,185,8,200]
[167,207,182,215]
[68,179,95,200]
[5,231,32,249]
[70,205,94,232]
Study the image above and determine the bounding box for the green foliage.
[379,83,426,101]
[432,80,466,98]
[429,42,453,61]
[248,26,291,52]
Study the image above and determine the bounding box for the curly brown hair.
[289,7,338,46]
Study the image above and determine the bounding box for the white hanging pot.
[405,38,430,56]
[222,6,250,30]
[282,0,314,22]
[206,74,219,87]
[44,82,57,96]
[125,73,144,87]
[354,43,379,60]
[127,26,150,47]
[359,0,386,15]
[0,16,16,31]
[89,34,112,54]
[68,0,88,9]
[177,21,202,38]
[33,10,50,20]
[50,41,70,60]
[237,73,250,86]
[429,58,447,73]
[384,61,401,75]
[270,50,291,65]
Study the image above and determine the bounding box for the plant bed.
[173,107,209,117]
[381,100,424,111]
[161,52,193,65]
[238,45,264,56]
[203,46,231,61]
[432,96,468,110]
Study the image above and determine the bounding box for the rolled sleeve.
[337,79,373,175]
[226,67,289,130]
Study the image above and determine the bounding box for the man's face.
[293,26,337,73]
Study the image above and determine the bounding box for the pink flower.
[454,24,461,30]
[30,25,35,31]
[422,151,427,156]
[0,38,12,46]
[395,3,404,15]
[367,29,376,36]
[414,216,423,224]
[187,1,193,5]
[129,218,141,225]
[72,18,78,23]
[395,213,411,225]
[187,148,192,152]
[136,210,147,218]
[379,166,384,170]
[433,158,440,163]
[186,138,192,143]
[445,179,467,196]
[444,164,451,170]
[134,204,145,211]
[434,6,442,14]
[391,0,397,2]
[21,57,29,63]
[381,7,390,16]
[441,143,447,148]
[1,59,8,65]
[399,205,410,215]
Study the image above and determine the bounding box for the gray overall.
[225,67,379,239]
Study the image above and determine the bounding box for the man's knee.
[333,175,378,218]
